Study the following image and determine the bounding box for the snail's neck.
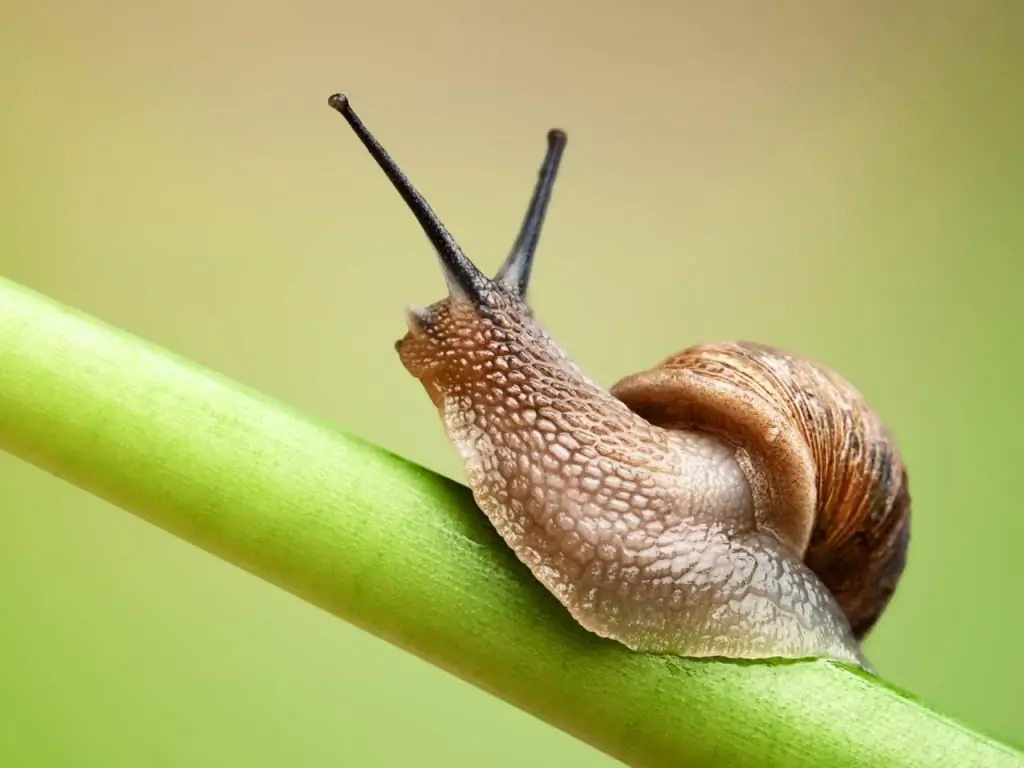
[441,320,671,471]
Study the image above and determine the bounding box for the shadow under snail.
[328,93,910,671]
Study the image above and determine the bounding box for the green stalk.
[0,276,1018,768]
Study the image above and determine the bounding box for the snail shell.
[611,341,911,640]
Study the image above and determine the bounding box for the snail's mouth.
[394,331,418,371]
[394,331,443,404]
[394,308,427,361]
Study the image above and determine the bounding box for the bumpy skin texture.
[396,289,907,667]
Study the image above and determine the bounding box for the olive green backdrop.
[2,3,1021,766]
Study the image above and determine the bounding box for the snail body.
[329,94,910,669]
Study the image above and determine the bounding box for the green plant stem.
[0,277,1018,768]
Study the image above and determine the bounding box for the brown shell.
[610,341,910,640]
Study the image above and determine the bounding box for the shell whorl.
[610,341,911,640]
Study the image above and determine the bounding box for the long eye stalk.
[495,129,567,298]
[328,93,488,303]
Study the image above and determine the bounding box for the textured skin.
[397,291,889,666]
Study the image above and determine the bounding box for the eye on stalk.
[495,129,567,298]
[328,93,488,304]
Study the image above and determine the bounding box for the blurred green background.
[2,3,1022,766]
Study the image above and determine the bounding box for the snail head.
[328,93,567,407]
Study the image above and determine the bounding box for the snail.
[328,93,910,670]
